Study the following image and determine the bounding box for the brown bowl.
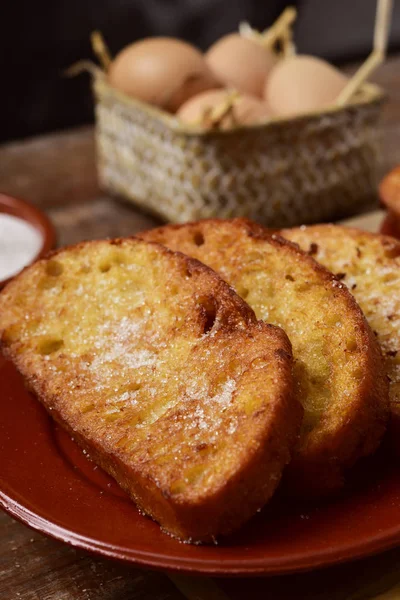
[0,193,55,288]
[380,210,400,239]
[379,166,400,239]
[380,165,400,215]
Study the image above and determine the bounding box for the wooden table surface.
[1,56,400,600]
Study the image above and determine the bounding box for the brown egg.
[265,55,348,117]
[177,89,271,129]
[108,37,220,113]
[205,34,278,98]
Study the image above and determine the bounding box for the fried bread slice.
[282,224,400,450]
[141,219,389,494]
[0,237,301,543]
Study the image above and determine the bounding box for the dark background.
[1,0,400,143]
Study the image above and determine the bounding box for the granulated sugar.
[0,214,42,280]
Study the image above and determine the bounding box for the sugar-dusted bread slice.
[282,224,400,450]
[0,237,301,543]
[141,219,389,494]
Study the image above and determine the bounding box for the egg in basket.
[71,2,391,226]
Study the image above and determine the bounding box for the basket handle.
[91,31,113,72]
[63,60,104,78]
[336,0,393,105]
[239,6,297,56]
[64,32,111,77]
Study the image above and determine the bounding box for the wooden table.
[1,56,400,600]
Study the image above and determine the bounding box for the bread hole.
[184,265,193,278]
[285,274,295,281]
[346,338,358,352]
[199,297,217,334]
[193,231,205,246]
[124,382,141,395]
[238,286,249,299]
[98,260,112,273]
[45,260,64,277]
[179,262,193,278]
[38,338,64,355]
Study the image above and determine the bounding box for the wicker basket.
[92,69,385,227]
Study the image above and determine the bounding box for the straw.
[239,6,297,54]
[258,7,297,49]
[63,60,102,78]
[91,31,112,72]
[336,0,392,105]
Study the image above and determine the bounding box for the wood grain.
[0,56,400,600]
[0,126,99,209]
[0,514,185,600]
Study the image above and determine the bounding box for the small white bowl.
[0,193,55,288]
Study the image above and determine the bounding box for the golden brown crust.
[0,236,301,542]
[283,224,400,459]
[141,218,389,495]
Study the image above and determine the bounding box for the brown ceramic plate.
[0,193,55,288]
[1,355,400,576]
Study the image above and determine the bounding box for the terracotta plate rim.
[1,488,400,576]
